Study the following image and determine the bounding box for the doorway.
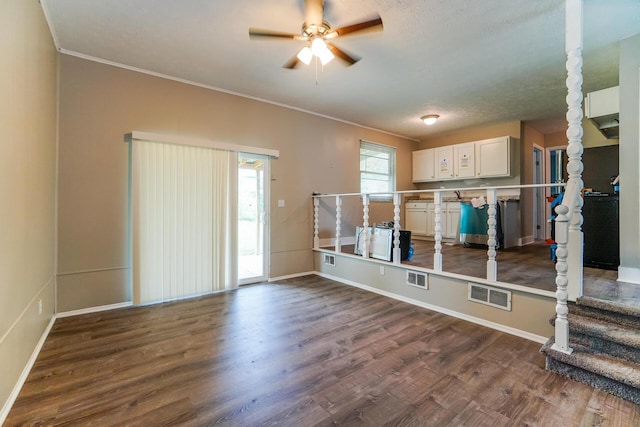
[238,154,269,284]
[533,145,545,240]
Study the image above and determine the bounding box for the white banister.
[433,191,443,272]
[551,0,584,354]
[486,189,498,281]
[552,204,573,354]
[362,194,370,259]
[564,0,585,302]
[393,193,401,265]
[335,195,342,253]
[313,197,320,249]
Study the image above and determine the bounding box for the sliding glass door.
[237,154,269,284]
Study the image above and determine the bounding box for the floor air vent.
[468,283,511,311]
[407,271,428,289]
[323,254,335,266]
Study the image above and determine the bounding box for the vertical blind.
[131,140,237,305]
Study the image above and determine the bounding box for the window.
[360,140,396,200]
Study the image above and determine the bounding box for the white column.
[486,189,498,281]
[433,191,443,272]
[313,197,320,249]
[393,193,402,264]
[565,0,585,301]
[335,195,342,253]
[552,204,573,354]
[362,194,370,258]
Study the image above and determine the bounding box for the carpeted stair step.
[577,296,640,318]
[565,313,640,364]
[541,337,640,404]
[569,302,640,330]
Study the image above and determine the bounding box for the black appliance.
[582,195,619,270]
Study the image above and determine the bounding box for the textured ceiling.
[41,0,640,140]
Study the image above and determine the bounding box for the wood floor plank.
[5,275,640,426]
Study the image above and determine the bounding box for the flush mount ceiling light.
[421,114,440,125]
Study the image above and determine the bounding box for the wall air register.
[407,271,428,289]
[468,283,511,311]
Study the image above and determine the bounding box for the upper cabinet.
[412,136,514,182]
[454,142,475,178]
[475,136,512,178]
[412,149,435,182]
[435,146,454,180]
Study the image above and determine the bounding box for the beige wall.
[57,55,415,311]
[416,121,522,149]
[544,130,567,148]
[619,34,640,275]
[520,124,545,239]
[0,0,57,415]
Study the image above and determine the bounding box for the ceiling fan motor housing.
[302,21,331,38]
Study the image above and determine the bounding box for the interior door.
[238,153,269,284]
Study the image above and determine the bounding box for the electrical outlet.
[379,266,385,275]
[38,299,42,315]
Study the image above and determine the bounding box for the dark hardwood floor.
[6,276,639,426]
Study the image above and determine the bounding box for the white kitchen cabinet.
[426,202,460,238]
[435,146,454,180]
[454,143,475,178]
[412,149,435,182]
[413,136,513,182]
[445,202,461,238]
[475,136,512,178]
[405,202,428,235]
[426,202,437,236]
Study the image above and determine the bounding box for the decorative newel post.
[313,197,320,249]
[362,194,370,259]
[552,204,573,354]
[565,0,585,301]
[393,193,401,265]
[486,189,498,281]
[433,191,443,272]
[335,195,342,253]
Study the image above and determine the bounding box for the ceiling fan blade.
[283,54,302,69]
[304,0,324,26]
[249,28,305,40]
[328,44,360,66]
[326,16,383,39]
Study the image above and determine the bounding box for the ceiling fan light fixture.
[297,47,313,65]
[311,37,328,55]
[421,114,439,126]
[311,37,334,65]
[317,46,334,65]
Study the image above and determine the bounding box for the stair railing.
[552,0,585,355]
[551,179,581,355]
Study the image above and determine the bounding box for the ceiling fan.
[249,0,383,69]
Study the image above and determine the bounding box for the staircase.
[541,296,640,404]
